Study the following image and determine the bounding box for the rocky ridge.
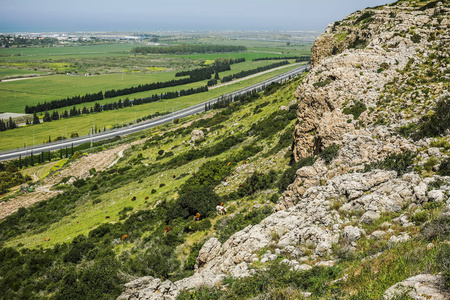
[118,1,449,299]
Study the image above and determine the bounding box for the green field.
[0,35,311,151]
[0,43,136,61]
[0,63,304,151]
[0,60,285,114]
[0,67,47,80]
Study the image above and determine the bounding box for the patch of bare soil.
[0,140,143,220]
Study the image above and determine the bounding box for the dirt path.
[209,63,302,90]
[0,140,143,220]
[1,76,42,82]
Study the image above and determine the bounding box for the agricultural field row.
[0,63,305,151]
[0,60,290,114]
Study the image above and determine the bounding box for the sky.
[0,0,396,33]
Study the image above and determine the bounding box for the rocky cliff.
[118,1,450,299]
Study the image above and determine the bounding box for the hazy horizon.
[0,0,395,34]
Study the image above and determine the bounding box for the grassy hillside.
[0,73,306,299]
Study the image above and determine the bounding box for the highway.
[0,65,309,161]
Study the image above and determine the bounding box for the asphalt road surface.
[0,65,309,162]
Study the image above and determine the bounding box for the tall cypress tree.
[33,113,40,125]
[8,117,16,129]
[43,111,51,122]
[0,119,6,131]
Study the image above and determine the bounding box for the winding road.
[0,65,309,161]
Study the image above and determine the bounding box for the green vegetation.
[214,206,276,243]
[278,156,315,191]
[0,72,308,299]
[0,162,32,194]
[363,150,417,175]
[343,100,367,119]
[320,144,340,165]
[0,64,304,151]
[398,95,450,140]
[355,11,375,24]
[313,77,332,88]
[131,44,246,54]
[178,263,342,299]
[221,60,289,83]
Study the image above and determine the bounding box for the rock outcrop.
[383,274,450,300]
[293,1,449,160]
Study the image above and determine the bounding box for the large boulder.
[383,274,449,300]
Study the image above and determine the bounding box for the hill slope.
[119,0,450,299]
[0,1,448,299]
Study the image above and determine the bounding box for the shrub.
[183,241,206,271]
[438,158,450,176]
[167,186,222,221]
[185,219,211,233]
[278,156,315,191]
[436,244,450,289]
[118,206,133,220]
[343,101,367,119]
[424,156,438,171]
[313,78,332,88]
[178,159,230,195]
[320,144,340,164]
[412,95,450,140]
[234,170,278,198]
[409,210,428,224]
[410,33,421,43]
[355,11,374,24]
[63,235,96,263]
[248,106,297,139]
[363,150,416,175]
[421,215,450,241]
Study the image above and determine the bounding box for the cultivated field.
[0,34,312,151]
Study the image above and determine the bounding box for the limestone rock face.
[293,1,449,161]
[196,237,221,269]
[117,276,179,300]
[383,274,450,300]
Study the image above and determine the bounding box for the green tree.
[167,186,222,221]
[32,112,40,125]
[43,111,51,122]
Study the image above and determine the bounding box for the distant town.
[0,31,318,48]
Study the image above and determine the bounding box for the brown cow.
[193,213,201,221]
[164,227,172,234]
[242,160,246,165]
[173,175,176,178]
[43,237,50,242]
[105,216,110,219]
[145,196,149,200]
[131,196,136,201]
[121,234,128,242]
